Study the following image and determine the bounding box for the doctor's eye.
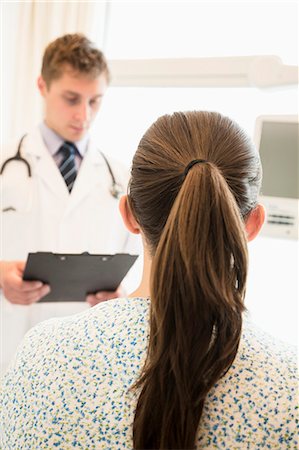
[89,96,103,108]
[63,95,80,105]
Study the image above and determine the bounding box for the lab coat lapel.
[24,128,69,200]
[64,140,105,214]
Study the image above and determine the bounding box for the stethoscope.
[0,134,124,200]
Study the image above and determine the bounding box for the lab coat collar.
[38,122,89,158]
[22,128,106,208]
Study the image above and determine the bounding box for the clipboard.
[23,252,138,302]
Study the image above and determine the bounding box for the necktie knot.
[60,141,76,157]
[58,142,78,193]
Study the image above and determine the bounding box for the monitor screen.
[257,120,299,199]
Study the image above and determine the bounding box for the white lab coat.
[0,127,141,374]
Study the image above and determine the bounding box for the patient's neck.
[128,247,151,299]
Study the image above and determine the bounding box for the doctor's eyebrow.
[62,91,104,101]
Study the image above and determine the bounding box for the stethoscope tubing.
[0,134,31,177]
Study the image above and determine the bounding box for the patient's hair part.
[41,33,110,87]
[128,111,262,449]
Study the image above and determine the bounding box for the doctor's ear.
[119,195,140,235]
[37,76,48,96]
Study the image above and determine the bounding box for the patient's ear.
[119,195,140,234]
[245,204,265,242]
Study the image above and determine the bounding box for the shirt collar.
[39,122,89,158]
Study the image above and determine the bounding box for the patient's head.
[126,111,264,449]
[129,110,262,253]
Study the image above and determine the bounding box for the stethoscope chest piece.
[110,182,124,199]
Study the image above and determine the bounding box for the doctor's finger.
[4,290,39,305]
[26,285,51,303]
[11,284,50,302]
[96,289,121,300]
[14,279,44,292]
[86,294,105,307]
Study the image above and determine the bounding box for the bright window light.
[104,1,298,64]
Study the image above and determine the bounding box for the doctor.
[0,33,140,374]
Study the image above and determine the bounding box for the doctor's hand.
[86,285,125,307]
[0,261,50,305]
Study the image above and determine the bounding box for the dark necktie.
[58,142,77,193]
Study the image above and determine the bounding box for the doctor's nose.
[73,102,91,123]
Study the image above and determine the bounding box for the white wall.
[247,236,298,345]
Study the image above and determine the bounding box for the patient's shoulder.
[198,318,298,448]
[4,297,150,379]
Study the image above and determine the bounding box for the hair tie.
[183,159,208,178]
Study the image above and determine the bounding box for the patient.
[1,111,297,449]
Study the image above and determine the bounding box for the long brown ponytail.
[128,111,262,449]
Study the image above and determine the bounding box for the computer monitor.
[254,115,298,239]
